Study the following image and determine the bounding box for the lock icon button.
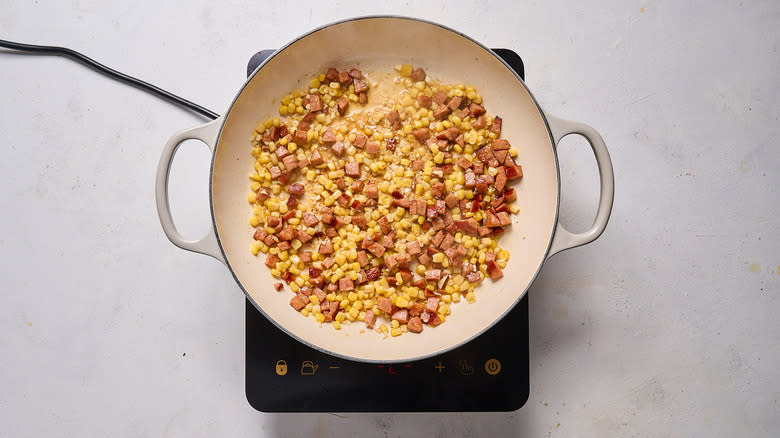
[275,360,288,376]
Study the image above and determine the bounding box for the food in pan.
[247,65,522,337]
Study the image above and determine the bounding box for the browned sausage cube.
[282,155,298,171]
[466,270,482,283]
[492,139,511,150]
[353,78,369,94]
[322,257,335,270]
[411,159,425,171]
[490,116,502,135]
[469,102,486,117]
[366,241,385,257]
[357,250,370,267]
[303,213,319,227]
[275,145,290,158]
[387,109,401,130]
[337,96,349,115]
[377,296,393,314]
[353,134,367,148]
[433,104,451,120]
[431,182,445,198]
[409,302,424,318]
[293,129,307,145]
[472,116,487,130]
[338,277,354,291]
[495,171,508,193]
[447,96,462,111]
[348,68,362,79]
[485,211,502,228]
[331,141,345,156]
[269,166,282,180]
[376,215,391,234]
[265,254,280,268]
[324,67,339,82]
[338,70,352,86]
[308,94,323,112]
[406,240,421,256]
[358,92,367,104]
[412,128,430,143]
[321,128,337,144]
[432,90,447,104]
[425,297,440,313]
[365,182,378,199]
[384,254,398,271]
[407,316,423,333]
[506,164,523,180]
[493,150,509,165]
[417,94,432,108]
[310,149,324,166]
[319,238,334,255]
[364,310,376,329]
[486,261,503,280]
[290,295,307,311]
[425,269,442,281]
[314,288,327,302]
[445,192,459,208]
[278,226,296,241]
[497,211,512,226]
[410,67,426,82]
[436,127,460,141]
[391,309,409,324]
[345,162,360,177]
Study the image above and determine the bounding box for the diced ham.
[387,110,401,130]
[364,310,377,328]
[365,141,380,155]
[348,68,362,79]
[269,166,282,180]
[302,213,319,227]
[412,128,430,143]
[409,302,424,318]
[331,141,345,156]
[337,96,349,115]
[417,253,431,265]
[322,128,337,144]
[440,233,455,251]
[437,127,460,142]
[310,149,324,166]
[278,226,296,241]
[277,241,292,252]
[275,145,290,159]
[338,277,354,291]
[410,67,426,82]
[410,199,427,216]
[322,257,336,270]
[377,297,393,313]
[353,78,369,94]
[445,193,459,208]
[384,254,398,271]
[490,115,502,135]
[287,183,305,196]
[425,269,442,281]
[357,250,370,267]
[358,92,367,104]
[308,94,323,112]
[365,183,378,199]
[338,70,352,86]
[485,211,502,228]
[486,261,503,280]
[497,211,512,226]
[319,238,334,255]
[366,241,385,257]
[472,116,486,130]
[290,295,307,311]
[447,96,463,111]
[466,271,482,283]
[412,159,425,171]
[381,234,394,249]
[392,198,411,209]
[407,316,423,333]
[430,182,445,198]
[425,297,440,313]
[505,165,523,180]
[253,228,267,241]
[352,215,367,229]
[325,67,339,82]
[344,161,360,177]
[293,129,308,145]
[365,266,381,281]
[469,102,486,117]
[492,139,511,150]
[433,104,451,120]
[297,230,313,243]
[378,216,392,234]
[265,254,280,268]
[417,94,432,108]
[464,171,477,188]
[353,134,368,148]
[432,90,448,104]
[406,240,421,255]
[391,309,409,324]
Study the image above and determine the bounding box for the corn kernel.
[333,321,342,330]
[390,327,402,337]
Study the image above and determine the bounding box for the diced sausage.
[432,90,447,104]
[425,269,442,281]
[265,254,280,268]
[391,309,409,324]
[275,145,290,159]
[445,192,458,208]
[417,94,432,108]
[345,162,360,177]
[338,277,354,291]
[337,193,351,207]
[485,211,502,228]
[464,171,476,188]
[381,234,395,249]
[492,139,511,150]
[440,233,455,251]
[253,228,267,241]
[293,129,307,145]
[387,109,401,130]
[436,127,460,141]
[377,297,393,313]
[331,141,345,156]
[490,116,502,135]
[486,261,503,279]
[337,96,349,115]
[366,241,385,257]
[410,67,426,82]
[456,157,472,170]
[417,253,431,265]
[349,68,362,79]
[505,165,523,180]
[493,150,509,165]
[308,94,323,112]
[412,159,425,171]
[466,271,482,283]
[469,102,486,117]
[338,70,352,86]
[365,141,380,155]
[303,213,319,227]
[447,96,462,111]
[357,250,370,267]
[392,198,411,209]
[319,238,334,255]
[425,297,440,313]
[412,128,430,143]
[352,215,367,229]
[364,310,376,329]
[322,257,335,270]
[472,116,487,130]
[365,182,378,199]
[433,104,451,120]
[277,241,292,252]
[378,215,392,234]
[461,263,476,275]
[325,67,339,82]
[353,78,369,94]
[310,149,324,166]
[290,295,307,311]
[495,171,507,193]
[278,226,296,241]
[406,240,421,255]
[297,230,313,244]
[407,316,423,333]
[497,211,512,226]
[282,155,298,171]
[351,180,364,193]
[358,92,367,104]
[287,183,305,196]
[384,254,398,271]
[269,166,282,180]
[409,302,424,318]
[322,128,337,144]
[353,134,368,148]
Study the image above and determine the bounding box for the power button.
[484,358,501,375]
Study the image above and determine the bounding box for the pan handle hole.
[557,133,599,234]
[167,139,212,239]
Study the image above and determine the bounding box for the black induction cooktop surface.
[245,48,529,413]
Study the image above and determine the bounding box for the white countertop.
[2,1,778,436]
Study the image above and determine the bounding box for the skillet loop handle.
[545,114,614,260]
[155,118,226,265]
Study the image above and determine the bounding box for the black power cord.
[0,38,219,120]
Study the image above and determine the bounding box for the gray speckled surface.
[1,1,778,436]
